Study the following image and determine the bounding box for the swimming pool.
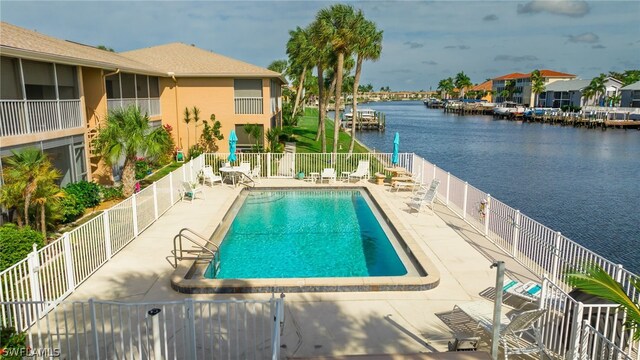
[172,186,439,293]
[204,189,407,279]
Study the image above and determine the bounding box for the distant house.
[492,70,576,105]
[540,77,623,108]
[471,80,492,102]
[620,81,640,107]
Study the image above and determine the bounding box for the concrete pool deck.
[64,179,540,357]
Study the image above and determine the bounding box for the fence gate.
[0,297,284,360]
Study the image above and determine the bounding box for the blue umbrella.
[228,130,238,163]
[391,132,400,165]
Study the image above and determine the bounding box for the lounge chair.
[200,166,222,186]
[391,172,421,192]
[181,181,204,203]
[347,160,370,182]
[320,168,336,183]
[506,281,542,303]
[454,301,546,359]
[448,336,480,352]
[249,165,261,180]
[407,179,440,212]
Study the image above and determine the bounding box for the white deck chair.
[407,179,440,212]
[320,168,336,183]
[392,172,421,192]
[347,160,370,182]
[181,181,204,203]
[455,301,546,359]
[201,166,222,186]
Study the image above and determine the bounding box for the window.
[22,59,56,100]
[56,64,78,99]
[120,73,135,98]
[149,77,159,97]
[105,74,121,99]
[234,79,262,97]
[136,75,149,98]
[235,124,264,149]
[1,57,22,99]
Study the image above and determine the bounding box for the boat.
[342,108,385,131]
[423,98,444,108]
[493,102,518,116]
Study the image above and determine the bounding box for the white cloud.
[568,32,600,44]
[517,1,590,17]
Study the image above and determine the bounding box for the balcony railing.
[107,98,161,117]
[1,99,83,137]
[235,97,263,114]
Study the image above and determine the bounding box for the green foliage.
[243,124,264,152]
[187,144,204,160]
[0,224,44,272]
[266,127,283,153]
[199,114,225,152]
[135,159,150,180]
[58,193,85,223]
[267,59,288,73]
[99,184,124,201]
[0,325,27,359]
[64,181,101,208]
[566,263,640,340]
[282,102,300,127]
[561,105,582,112]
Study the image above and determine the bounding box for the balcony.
[107,98,161,117]
[234,97,263,115]
[1,99,83,137]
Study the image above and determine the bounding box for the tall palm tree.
[32,179,64,237]
[454,71,472,99]
[183,107,191,151]
[504,80,517,102]
[308,21,332,153]
[1,148,56,228]
[437,78,454,99]
[267,59,288,74]
[349,15,382,153]
[530,69,546,107]
[286,27,314,117]
[566,264,640,340]
[585,74,607,106]
[316,4,358,153]
[94,106,173,197]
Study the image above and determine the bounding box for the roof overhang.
[0,46,166,76]
[172,72,287,84]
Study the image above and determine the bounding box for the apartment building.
[492,70,576,106]
[0,22,284,185]
[539,77,623,108]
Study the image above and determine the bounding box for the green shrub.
[0,224,44,272]
[64,181,101,208]
[58,193,85,223]
[135,159,150,180]
[99,184,124,201]
[188,144,203,160]
[0,325,27,359]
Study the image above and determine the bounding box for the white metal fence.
[0,297,284,360]
[0,99,83,137]
[0,155,205,325]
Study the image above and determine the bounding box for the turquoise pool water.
[204,189,408,279]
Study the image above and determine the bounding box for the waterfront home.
[539,77,623,108]
[492,70,576,106]
[620,80,640,107]
[0,22,284,184]
[471,80,493,102]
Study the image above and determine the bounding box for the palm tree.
[566,264,640,340]
[607,93,622,107]
[308,21,332,153]
[183,107,191,151]
[0,148,57,228]
[349,15,382,153]
[286,27,314,118]
[503,80,517,102]
[267,59,288,74]
[32,180,64,237]
[530,69,546,107]
[316,4,358,153]
[454,71,472,99]
[94,106,174,197]
[437,78,454,99]
[192,106,200,143]
[585,74,607,106]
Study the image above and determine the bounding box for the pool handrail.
[173,228,220,272]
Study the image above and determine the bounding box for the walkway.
[64,179,539,357]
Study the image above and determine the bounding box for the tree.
[199,114,224,152]
[316,4,358,154]
[96,45,114,52]
[94,106,173,197]
[454,71,472,99]
[530,69,546,107]
[502,80,517,102]
[607,93,622,107]
[32,180,64,237]
[243,124,263,152]
[286,27,314,117]
[182,107,191,150]
[267,59,288,74]
[608,70,640,86]
[349,15,382,153]
[192,106,201,143]
[0,148,58,228]
[308,20,333,153]
[380,86,391,92]
[437,78,454,99]
[584,74,607,106]
[566,264,640,340]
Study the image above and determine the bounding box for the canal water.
[352,101,640,273]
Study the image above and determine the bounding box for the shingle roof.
[472,80,492,91]
[121,43,283,79]
[0,22,162,75]
[544,79,592,92]
[621,81,640,90]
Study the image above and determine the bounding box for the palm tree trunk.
[23,183,35,227]
[316,64,327,152]
[349,56,363,154]
[40,203,46,238]
[333,52,344,154]
[121,158,137,198]
[292,66,307,117]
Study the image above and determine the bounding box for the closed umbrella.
[228,130,238,163]
[391,132,400,166]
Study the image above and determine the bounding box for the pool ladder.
[172,228,220,277]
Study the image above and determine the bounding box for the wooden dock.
[343,111,386,131]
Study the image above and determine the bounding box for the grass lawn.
[142,161,184,185]
[292,108,370,153]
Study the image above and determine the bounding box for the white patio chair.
[180,181,204,203]
[320,168,336,183]
[249,165,261,180]
[391,172,421,192]
[347,160,370,182]
[407,179,440,212]
[200,165,222,186]
[454,301,546,360]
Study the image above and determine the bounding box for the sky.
[1,0,639,91]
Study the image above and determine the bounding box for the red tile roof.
[493,70,576,80]
[493,72,528,80]
[472,80,492,91]
[538,69,576,78]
